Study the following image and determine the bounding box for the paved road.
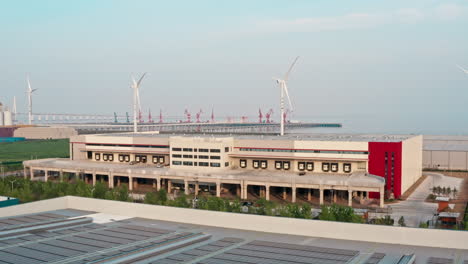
[389,173,463,227]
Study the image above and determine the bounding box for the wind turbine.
[12,96,17,124]
[26,75,38,125]
[457,65,468,74]
[131,73,147,132]
[274,56,299,136]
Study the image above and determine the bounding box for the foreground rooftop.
[0,196,467,263]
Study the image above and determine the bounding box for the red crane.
[184,109,191,123]
[211,108,215,123]
[258,108,263,123]
[159,109,163,123]
[283,109,290,123]
[148,109,153,123]
[265,109,274,123]
[196,109,203,123]
[138,110,143,123]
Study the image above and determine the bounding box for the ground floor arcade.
[23,159,385,208]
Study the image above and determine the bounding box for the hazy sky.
[1,0,467,134]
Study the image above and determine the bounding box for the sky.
[0,0,467,134]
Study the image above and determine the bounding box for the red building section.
[368,142,402,199]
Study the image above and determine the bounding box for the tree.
[93,181,107,199]
[144,192,158,205]
[398,216,406,227]
[115,184,130,202]
[419,222,428,228]
[155,189,168,205]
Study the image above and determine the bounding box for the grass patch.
[0,139,69,163]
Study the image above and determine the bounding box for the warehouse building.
[24,133,423,208]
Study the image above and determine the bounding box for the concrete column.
[282,187,287,200]
[380,187,384,208]
[92,173,96,186]
[168,180,172,193]
[23,167,28,179]
[360,191,363,200]
[153,179,156,188]
[236,184,241,197]
[366,191,369,199]
[108,173,114,188]
[307,189,312,201]
[156,178,161,191]
[348,189,353,207]
[133,178,138,189]
[195,182,199,196]
[319,188,324,205]
[333,190,337,203]
[184,180,189,195]
[292,186,296,203]
[117,177,121,187]
[59,170,64,182]
[265,185,270,201]
[44,170,49,182]
[216,182,221,197]
[128,177,133,191]
[30,167,34,180]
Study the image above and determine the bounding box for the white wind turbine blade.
[457,64,468,74]
[136,72,147,88]
[283,82,293,111]
[284,56,300,81]
[27,75,32,92]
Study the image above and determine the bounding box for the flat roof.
[24,158,385,188]
[424,143,468,151]
[95,132,416,142]
[0,208,465,263]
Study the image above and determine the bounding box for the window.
[95,153,100,161]
[125,155,130,162]
[199,148,209,152]
[172,161,182,165]
[103,154,108,161]
[172,148,182,151]
[194,148,198,152]
[210,149,221,153]
[183,155,193,158]
[240,160,247,168]
[210,156,220,160]
[199,162,209,167]
[199,155,209,159]
[108,154,114,161]
[152,156,165,164]
[283,161,290,170]
[343,163,351,173]
[194,162,198,166]
[275,161,282,170]
[331,163,338,172]
[225,162,229,167]
[298,162,305,171]
[183,148,193,152]
[87,151,92,159]
[225,147,229,152]
[153,156,158,163]
[322,162,330,172]
[159,157,165,163]
[210,162,221,167]
[253,160,259,169]
[135,155,147,163]
[194,155,198,159]
[260,160,267,169]
[172,154,182,158]
[306,162,314,171]
[119,154,125,162]
[183,161,193,166]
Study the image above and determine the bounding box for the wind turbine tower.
[131,73,147,133]
[12,96,17,124]
[274,56,299,136]
[26,76,38,125]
